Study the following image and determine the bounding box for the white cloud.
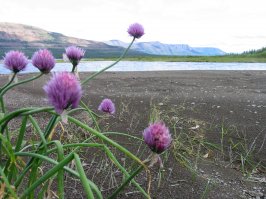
[0,0,266,52]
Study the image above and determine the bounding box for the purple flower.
[44,72,82,114]
[65,46,85,66]
[3,50,28,73]
[32,49,55,73]
[143,122,171,154]
[127,23,144,39]
[98,98,115,114]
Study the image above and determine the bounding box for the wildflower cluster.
[0,23,172,198]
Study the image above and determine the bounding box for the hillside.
[105,40,226,56]
[0,22,146,58]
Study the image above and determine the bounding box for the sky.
[0,0,266,53]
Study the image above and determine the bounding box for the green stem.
[0,107,32,159]
[14,115,59,188]
[0,72,17,92]
[68,116,143,166]
[20,153,74,199]
[0,73,43,114]
[14,152,103,199]
[74,153,95,199]
[0,166,18,198]
[0,73,43,98]
[53,141,65,199]
[80,101,101,132]
[0,107,32,124]
[28,115,47,147]
[45,142,148,198]
[81,38,135,85]
[6,116,28,182]
[0,107,52,134]
[71,64,78,73]
[108,165,145,199]
[0,96,6,113]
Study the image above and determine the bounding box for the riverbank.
[1,71,265,198]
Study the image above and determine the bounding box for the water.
[1,61,266,74]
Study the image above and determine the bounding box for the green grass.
[80,55,266,63]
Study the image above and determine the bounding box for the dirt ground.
[1,71,266,198]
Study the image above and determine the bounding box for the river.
[1,61,266,74]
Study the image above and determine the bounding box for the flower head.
[127,23,144,39]
[65,46,85,66]
[3,50,28,73]
[32,49,55,73]
[143,122,171,154]
[98,98,115,114]
[44,72,82,114]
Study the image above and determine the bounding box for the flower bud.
[3,50,28,73]
[127,23,144,39]
[44,72,82,114]
[98,98,115,114]
[32,49,55,73]
[143,122,171,154]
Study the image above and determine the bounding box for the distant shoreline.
[82,56,266,63]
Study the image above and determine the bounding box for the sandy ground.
[1,71,266,198]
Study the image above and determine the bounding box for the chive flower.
[32,49,55,73]
[65,46,85,66]
[98,98,115,114]
[127,23,144,39]
[143,122,171,154]
[43,72,82,114]
[3,50,28,73]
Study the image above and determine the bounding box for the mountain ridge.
[0,22,226,58]
[105,40,226,56]
[0,22,146,58]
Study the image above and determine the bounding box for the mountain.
[105,40,226,56]
[0,22,146,58]
[0,22,226,58]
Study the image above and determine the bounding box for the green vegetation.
[86,55,266,63]
[86,46,266,62]
[242,47,266,57]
